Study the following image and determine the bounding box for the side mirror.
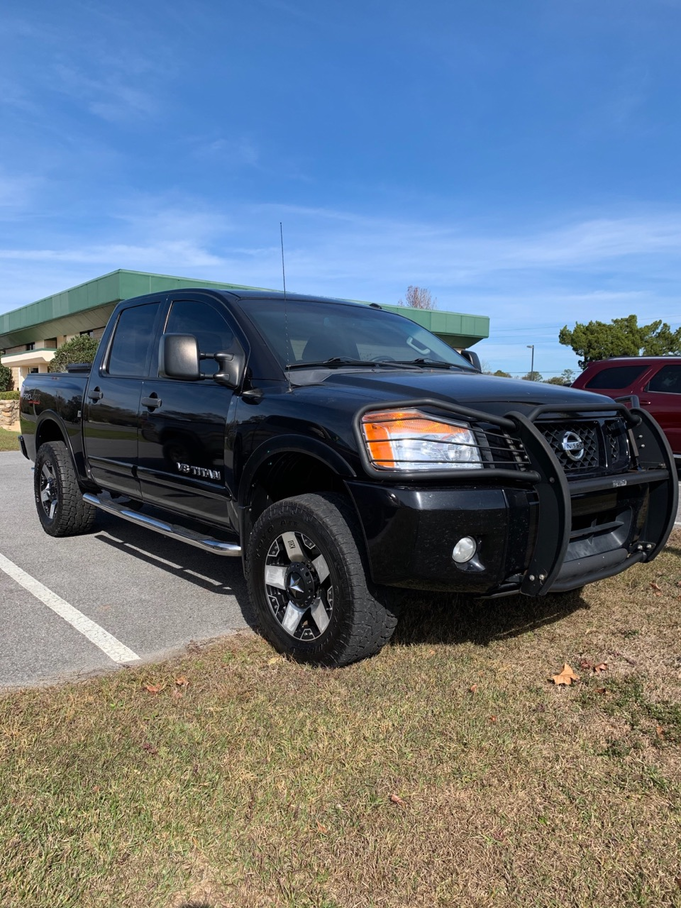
[160,334,201,380]
[213,351,246,389]
[460,349,482,371]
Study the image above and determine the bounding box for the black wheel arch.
[34,412,91,490]
[237,435,358,548]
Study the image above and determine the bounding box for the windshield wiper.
[286,357,421,370]
[391,358,465,370]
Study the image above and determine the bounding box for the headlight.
[360,408,483,472]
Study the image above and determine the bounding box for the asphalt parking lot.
[0,450,251,689]
[1,450,680,690]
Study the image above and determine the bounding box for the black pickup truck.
[19,288,678,665]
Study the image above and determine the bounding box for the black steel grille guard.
[354,397,678,595]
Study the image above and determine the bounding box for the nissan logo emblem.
[561,430,585,462]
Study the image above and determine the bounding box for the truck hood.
[312,369,611,418]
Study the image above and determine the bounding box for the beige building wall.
[1,328,107,390]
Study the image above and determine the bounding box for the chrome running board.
[83,493,242,557]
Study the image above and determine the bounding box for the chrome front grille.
[468,415,631,477]
[539,421,600,472]
[537,417,631,474]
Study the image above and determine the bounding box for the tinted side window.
[164,300,237,376]
[108,303,160,377]
[585,365,646,390]
[648,365,681,394]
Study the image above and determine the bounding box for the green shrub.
[0,390,20,400]
[48,335,100,373]
[0,363,13,392]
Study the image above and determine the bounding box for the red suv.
[572,357,681,467]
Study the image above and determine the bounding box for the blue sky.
[2,0,681,376]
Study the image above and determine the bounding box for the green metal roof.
[0,269,489,350]
[379,304,489,350]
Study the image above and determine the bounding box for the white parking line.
[0,551,140,665]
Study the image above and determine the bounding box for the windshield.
[242,299,477,371]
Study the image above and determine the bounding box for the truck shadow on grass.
[390,587,589,649]
[90,513,590,653]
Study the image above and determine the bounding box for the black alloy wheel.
[246,493,398,666]
[34,441,96,537]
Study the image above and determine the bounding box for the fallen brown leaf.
[142,742,158,755]
[489,715,497,723]
[579,659,592,670]
[469,684,478,693]
[389,793,406,806]
[143,683,162,694]
[316,821,328,833]
[593,663,608,674]
[650,582,662,591]
[656,726,665,739]
[551,664,580,686]
[175,676,189,687]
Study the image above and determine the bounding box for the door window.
[164,300,239,376]
[108,303,160,377]
[648,365,681,394]
[585,365,647,389]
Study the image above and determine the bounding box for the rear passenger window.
[648,365,681,394]
[585,365,646,389]
[107,303,160,377]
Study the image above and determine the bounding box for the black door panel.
[82,302,162,496]
[137,297,242,528]
[138,381,237,526]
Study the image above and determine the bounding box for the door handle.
[88,387,103,401]
[141,394,162,410]
[639,399,651,406]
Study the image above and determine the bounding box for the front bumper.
[347,404,678,597]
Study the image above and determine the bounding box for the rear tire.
[34,441,96,537]
[246,492,398,666]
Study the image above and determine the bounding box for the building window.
[26,342,35,351]
[80,330,93,337]
[30,367,39,374]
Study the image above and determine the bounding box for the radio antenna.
[280,222,287,296]
[280,222,292,390]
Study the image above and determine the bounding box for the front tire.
[246,493,397,666]
[34,441,96,537]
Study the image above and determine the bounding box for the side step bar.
[83,493,242,557]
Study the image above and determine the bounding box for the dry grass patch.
[1,532,680,907]
[0,427,20,452]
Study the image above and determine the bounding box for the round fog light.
[452,536,477,564]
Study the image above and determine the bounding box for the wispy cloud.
[52,62,160,122]
[193,135,261,168]
[0,170,39,214]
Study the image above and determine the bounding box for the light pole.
[526,344,535,380]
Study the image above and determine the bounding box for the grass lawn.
[1,532,680,907]
[0,427,20,452]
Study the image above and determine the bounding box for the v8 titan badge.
[176,462,221,480]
